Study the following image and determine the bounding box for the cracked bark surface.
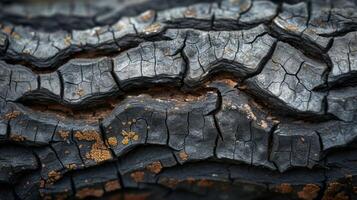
[0,0,357,199]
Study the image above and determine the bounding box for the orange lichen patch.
[3,111,21,120]
[121,130,139,145]
[204,73,240,87]
[2,26,12,34]
[43,194,65,200]
[47,170,61,183]
[258,120,268,129]
[197,179,214,188]
[158,177,180,188]
[76,188,104,199]
[146,161,163,174]
[74,130,112,163]
[334,192,349,200]
[11,32,21,40]
[10,134,26,142]
[58,130,70,140]
[74,130,99,141]
[274,183,294,194]
[121,192,151,200]
[184,7,197,17]
[214,79,238,88]
[322,182,344,200]
[104,180,121,192]
[107,137,118,147]
[178,151,189,161]
[186,177,196,184]
[86,143,112,163]
[139,10,155,22]
[75,88,85,97]
[130,171,145,183]
[94,27,107,36]
[353,186,357,194]
[286,24,299,32]
[141,87,209,103]
[23,49,31,54]
[65,164,77,170]
[113,20,126,31]
[224,79,239,88]
[240,104,257,120]
[143,23,162,34]
[224,46,236,55]
[64,35,72,46]
[297,184,320,200]
[238,0,251,11]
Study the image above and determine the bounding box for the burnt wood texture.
[0,0,356,199]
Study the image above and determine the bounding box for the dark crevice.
[179,34,189,87]
[109,58,123,92]
[113,163,125,190]
[56,70,64,99]
[69,175,77,198]
[70,130,86,166]
[211,88,223,158]
[1,22,271,72]
[267,123,279,170]
[48,145,66,169]
[99,123,117,160]
[267,24,330,58]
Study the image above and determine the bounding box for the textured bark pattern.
[0,0,357,199]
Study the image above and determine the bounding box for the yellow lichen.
[184,7,197,17]
[286,24,299,32]
[275,183,293,194]
[65,164,77,170]
[58,130,70,140]
[121,130,139,145]
[74,130,112,163]
[4,111,21,120]
[75,88,85,97]
[322,182,346,200]
[158,177,179,188]
[64,35,72,46]
[76,188,104,199]
[139,10,155,22]
[122,137,129,145]
[47,170,61,183]
[10,134,25,142]
[179,151,189,161]
[107,137,118,147]
[240,104,257,120]
[146,161,163,174]
[11,32,21,40]
[104,180,121,192]
[197,179,214,187]
[2,26,12,34]
[258,120,268,129]
[298,184,320,200]
[130,171,145,183]
[143,23,161,34]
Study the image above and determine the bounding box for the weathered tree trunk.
[0,0,356,199]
